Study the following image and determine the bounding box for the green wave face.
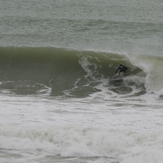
[1,47,160,97]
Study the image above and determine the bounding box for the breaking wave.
[0,46,162,97]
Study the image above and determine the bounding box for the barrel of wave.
[128,54,163,92]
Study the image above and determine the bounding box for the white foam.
[0,94,163,163]
[1,124,163,163]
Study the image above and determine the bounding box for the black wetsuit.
[115,65,128,74]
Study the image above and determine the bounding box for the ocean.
[0,0,163,163]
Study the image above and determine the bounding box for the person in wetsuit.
[115,64,128,78]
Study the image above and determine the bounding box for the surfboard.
[110,78,123,81]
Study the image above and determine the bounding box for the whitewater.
[0,0,163,163]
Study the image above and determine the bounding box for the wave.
[0,46,162,97]
[1,123,163,162]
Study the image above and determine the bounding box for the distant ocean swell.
[0,46,162,97]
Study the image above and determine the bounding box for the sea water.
[0,0,163,163]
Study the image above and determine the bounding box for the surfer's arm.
[115,67,120,74]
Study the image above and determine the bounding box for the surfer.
[115,64,128,78]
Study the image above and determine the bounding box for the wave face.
[0,46,162,97]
